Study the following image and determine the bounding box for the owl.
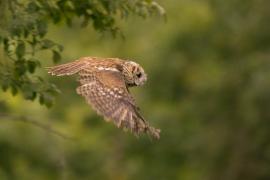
[47,57,160,139]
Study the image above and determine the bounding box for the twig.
[0,113,75,141]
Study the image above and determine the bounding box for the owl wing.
[46,59,90,76]
[76,70,160,139]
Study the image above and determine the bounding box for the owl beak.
[143,74,147,82]
[139,74,147,86]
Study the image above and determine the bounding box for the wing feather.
[47,60,89,76]
[77,70,160,139]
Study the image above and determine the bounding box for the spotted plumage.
[47,57,160,139]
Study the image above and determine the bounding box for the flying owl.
[47,57,160,139]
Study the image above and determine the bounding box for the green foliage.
[1,0,270,180]
[0,0,164,107]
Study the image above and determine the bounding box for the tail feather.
[46,60,88,76]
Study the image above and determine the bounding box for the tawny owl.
[47,57,160,139]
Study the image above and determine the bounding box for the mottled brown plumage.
[47,57,160,139]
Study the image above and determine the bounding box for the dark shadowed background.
[1,0,270,179]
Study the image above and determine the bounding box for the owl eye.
[136,72,142,78]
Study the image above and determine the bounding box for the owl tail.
[46,60,87,76]
[146,125,161,140]
[122,118,160,140]
[131,111,161,140]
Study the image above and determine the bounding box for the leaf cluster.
[0,0,165,107]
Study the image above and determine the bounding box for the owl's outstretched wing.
[46,59,89,76]
[76,70,160,139]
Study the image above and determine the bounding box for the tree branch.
[0,113,75,141]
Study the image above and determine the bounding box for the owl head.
[123,61,147,86]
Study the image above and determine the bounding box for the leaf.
[22,84,37,100]
[12,27,22,37]
[52,50,61,63]
[51,10,61,23]
[16,42,25,59]
[27,60,37,73]
[15,60,27,76]
[57,44,64,51]
[3,38,9,52]
[81,16,90,27]
[11,86,18,96]
[27,2,40,13]
[65,17,73,27]
[41,39,55,49]
[1,80,9,91]
[23,29,30,38]
[39,93,53,108]
[47,84,61,95]
[39,94,44,105]
[37,21,47,37]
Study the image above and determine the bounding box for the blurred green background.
[1,0,270,179]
